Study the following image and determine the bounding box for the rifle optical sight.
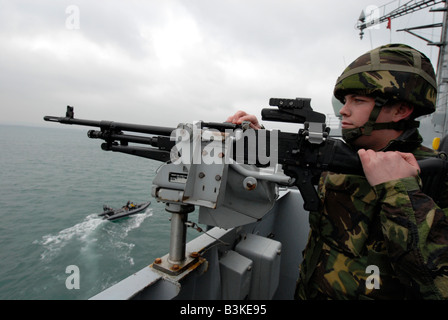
[263,97,326,124]
[269,98,311,109]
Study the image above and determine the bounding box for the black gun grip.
[283,165,321,211]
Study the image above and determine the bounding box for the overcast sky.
[0,0,443,130]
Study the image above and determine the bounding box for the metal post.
[165,203,194,267]
[168,212,187,264]
[436,2,448,134]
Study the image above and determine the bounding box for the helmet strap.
[342,97,387,143]
[362,98,386,136]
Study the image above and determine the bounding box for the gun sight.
[269,98,311,110]
[262,97,326,124]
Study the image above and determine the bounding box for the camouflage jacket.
[296,129,448,299]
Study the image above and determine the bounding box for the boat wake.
[34,209,153,263]
[101,209,153,266]
[34,213,106,261]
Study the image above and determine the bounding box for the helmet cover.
[334,44,437,118]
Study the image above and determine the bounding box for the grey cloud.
[0,0,441,128]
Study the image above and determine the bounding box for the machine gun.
[44,98,446,275]
[44,101,363,211]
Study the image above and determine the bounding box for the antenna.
[355,0,448,139]
[356,0,445,39]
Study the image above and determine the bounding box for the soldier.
[227,44,448,299]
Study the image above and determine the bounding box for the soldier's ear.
[392,102,414,121]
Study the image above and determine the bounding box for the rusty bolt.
[190,252,200,258]
[171,264,180,271]
[154,258,162,264]
[245,182,256,190]
[243,177,257,190]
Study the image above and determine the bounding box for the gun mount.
[44,105,294,275]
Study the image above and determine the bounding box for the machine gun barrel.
[43,115,175,136]
[87,130,163,147]
[43,107,178,162]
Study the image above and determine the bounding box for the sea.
[0,124,200,300]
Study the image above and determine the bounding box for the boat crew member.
[227,44,448,299]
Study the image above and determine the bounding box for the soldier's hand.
[358,149,420,186]
[226,111,262,129]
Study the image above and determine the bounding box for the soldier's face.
[339,94,406,150]
[339,94,375,129]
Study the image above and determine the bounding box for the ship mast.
[357,0,448,137]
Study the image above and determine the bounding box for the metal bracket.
[303,122,328,144]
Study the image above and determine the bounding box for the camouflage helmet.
[334,43,437,118]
